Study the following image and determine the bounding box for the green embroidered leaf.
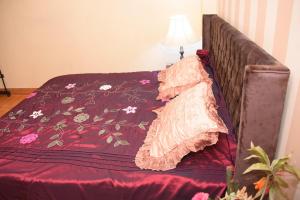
[56,140,63,146]
[16,110,24,115]
[1,128,10,133]
[138,124,145,130]
[106,136,113,143]
[140,121,149,125]
[47,140,58,148]
[98,129,106,135]
[53,120,67,130]
[113,140,129,147]
[55,110,61,115]
[104,108,109,113]
[110,109,120,112]
[74,107,85,112]
[63,112,72,116]
[105,119,114,124]
[47,140,63,148]
[40,116,50,123]
[93,115,103,122]
[37,127,44,133]
[113,132,122,136]
[67,106,74,111]
[118,120,127,124]
[113,141,120,147]
[17,124,25,131]
[115,124,121,131]
[119,140,129,146]
[50,134,60,140]
[57,119,67,126]
[77,126,84,132]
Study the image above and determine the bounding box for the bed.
[0,14,289,199]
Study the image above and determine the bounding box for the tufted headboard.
[202,15,290,187]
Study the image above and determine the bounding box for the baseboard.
[8,88,37,95]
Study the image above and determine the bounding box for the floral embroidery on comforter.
[0,72,164,153]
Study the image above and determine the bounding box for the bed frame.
[202,15,290,188]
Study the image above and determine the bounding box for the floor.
[0,89,36,117]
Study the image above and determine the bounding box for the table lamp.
[165,15,196,60]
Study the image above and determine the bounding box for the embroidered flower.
[30,110,43,119]
[99,84,112,90]
[192,192,209,200]
[61,96,75,104]
[73,113,90,123]
[139,79,150,85]
[122,106,137,114]
[26,92,37,99]
[65,83,76,89]
[20,133,38,144]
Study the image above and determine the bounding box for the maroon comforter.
[0,70,236,199]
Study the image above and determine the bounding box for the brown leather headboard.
[202,15,290,188]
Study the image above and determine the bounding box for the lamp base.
[179,46,184,60]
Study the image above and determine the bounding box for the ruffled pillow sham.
[135,81,228,171]
[157,55,209,101]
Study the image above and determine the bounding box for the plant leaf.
[248,143,271,166]
[50,134,60,140]
[243,163,271,174]
[271,156,289,172]
[98,129,106,135]
[284,164,300,180]
[269,186,275,200]
[274,176,289,188]
[106,136,113,143]
[244,154,260,160]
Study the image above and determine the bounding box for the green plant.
[220,142,300,200]
[243,142,300,200]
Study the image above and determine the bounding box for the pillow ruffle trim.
[135,79,228,171]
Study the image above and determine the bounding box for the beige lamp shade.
[165,15,196,47]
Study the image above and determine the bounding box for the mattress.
[0,62,236,199]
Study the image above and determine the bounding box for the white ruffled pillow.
[135,81,228,171]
